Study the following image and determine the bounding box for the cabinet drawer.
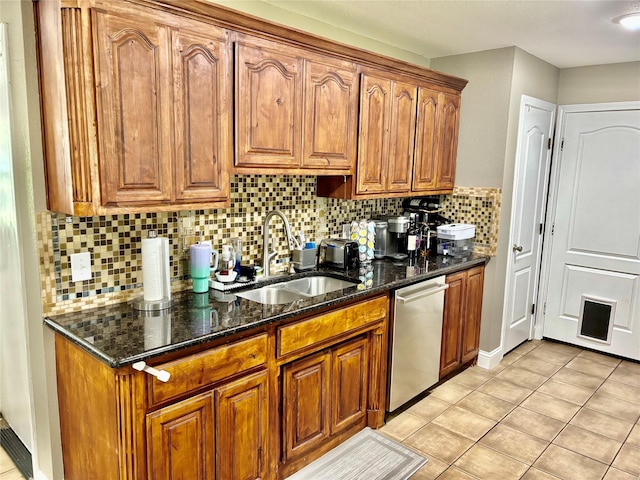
[277,296,387,357]
[147,334,268,405]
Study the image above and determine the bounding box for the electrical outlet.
[70,251,92,282]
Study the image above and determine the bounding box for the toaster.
[318,239,359,270]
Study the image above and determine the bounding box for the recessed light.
[615,12,640,31]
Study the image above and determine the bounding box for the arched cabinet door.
[235,34,302,168]
[172,24,231,203]
[93,9,172,205]
[436,93,460,190]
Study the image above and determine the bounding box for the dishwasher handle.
[395,283,449,304]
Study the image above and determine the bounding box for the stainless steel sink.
[235,285,306,305]
[279,276,357,296]
[235,275,357,305]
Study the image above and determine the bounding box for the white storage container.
[436,224,475,240]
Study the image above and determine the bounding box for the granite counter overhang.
[44,255,489,368]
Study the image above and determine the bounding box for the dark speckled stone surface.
[44,255,488,367]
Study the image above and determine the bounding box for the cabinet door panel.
[356,75,390,194]
[172,26,230,202]
[236,39,301,167]
[436,93,460,190]
[440,271,466,378]
[146,391,214,480]
[413,87,439,191]
[94,11,171,205]
[215,371,268,480]
[461,266,485,364]
[283,351,330,460]
[387,80,416,192]
[302,59,358,170]
[331,338,368,434]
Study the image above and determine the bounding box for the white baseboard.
[476,346,503,370]
[34,471,49,480]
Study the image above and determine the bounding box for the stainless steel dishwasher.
[388,275,449,411]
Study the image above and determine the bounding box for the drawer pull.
[132,361,170,382]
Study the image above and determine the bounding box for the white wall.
[0,1,63,479]
[431,48,559,352]
[558,62,640,105]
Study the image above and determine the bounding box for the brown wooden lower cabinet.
[53,294,388,480]
[440,265,485,379]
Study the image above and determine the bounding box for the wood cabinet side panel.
[54,334,121,479]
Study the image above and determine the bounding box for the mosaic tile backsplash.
[38,175,500,315]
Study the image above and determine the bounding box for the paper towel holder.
[132,296,172,311]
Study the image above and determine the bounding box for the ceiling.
[263,0,640,69]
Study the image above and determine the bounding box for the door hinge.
[531,303,535,315]
[551,223,555,235]
[560,138,564,151]
[539,223,543,235]
[543,302,546,314]
[547,138,552,150]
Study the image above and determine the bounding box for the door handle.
[513,244,523,252]
[395,284,449,304]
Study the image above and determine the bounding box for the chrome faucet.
[262,210,298,278]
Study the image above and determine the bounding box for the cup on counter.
[189,243,219,293]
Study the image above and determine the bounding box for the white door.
[542,103,640,360]
[502,96,555,354]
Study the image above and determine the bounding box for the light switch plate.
[70,251,92,282]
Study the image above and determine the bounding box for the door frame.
[500,95,555,352]
[536,101,640,339]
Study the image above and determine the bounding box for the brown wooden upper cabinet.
[235,34,358,174]
[317,77,462,199]
[36,2,232,215]
[412,87,460,192]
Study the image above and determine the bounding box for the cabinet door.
[435,93,460,190]
[412,87,440,191]
[440,271,466,379]
[146,391,214,480]
[283,351,330,460]
[356,74,391,194]
[302,57,358,171]
[172,25,231,202]
[94,10,172,205]
[386,80,417,193]
[331,338,368,434]
[460,266,485,364]
[215,371,268,480]
[236,37,302,167]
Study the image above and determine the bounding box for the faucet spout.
[262,210,297,278]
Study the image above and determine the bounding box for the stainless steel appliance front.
[389,275,448,411]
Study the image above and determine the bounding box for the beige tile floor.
[2,340,638,480]
[380,339,640,480]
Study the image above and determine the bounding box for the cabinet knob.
[512,244,523,252]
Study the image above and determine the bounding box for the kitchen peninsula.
[46,256,487,479]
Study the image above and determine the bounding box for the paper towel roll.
[142,237,170,301]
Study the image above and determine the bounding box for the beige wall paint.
[431,48,515,188]
[0,1,63,478]
[558,62,640,105]
[432,48,559,354]
[210,0,431,68]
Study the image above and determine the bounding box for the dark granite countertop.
[45,255,488,368]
